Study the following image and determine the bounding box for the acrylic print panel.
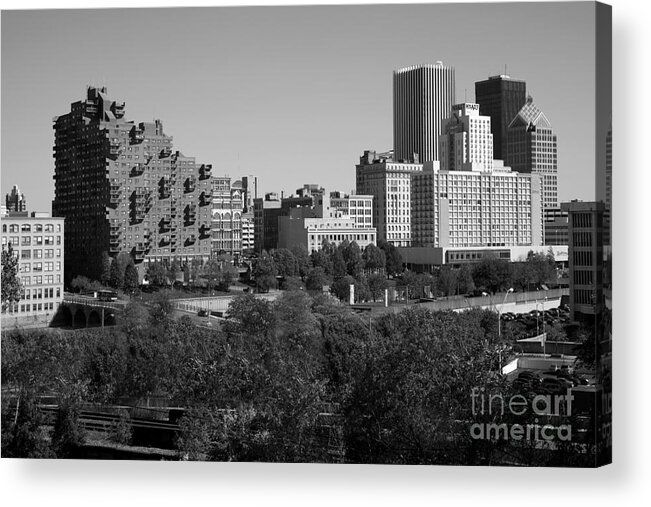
[0,1,611,467]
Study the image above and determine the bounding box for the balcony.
[159,217,172,232]
[200,191,213,206]
[130,127,145,144]
[184,204,197,225]
[199,224,211,239]
[184,176,197,193]
[130,164,145,176]
[160,147,172,158]
[108,141,122,160]
[199,164,212,180]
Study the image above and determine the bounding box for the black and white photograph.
[0,0,630,498]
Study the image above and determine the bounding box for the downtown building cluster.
[357,63,562,271]
[7,65,567,293]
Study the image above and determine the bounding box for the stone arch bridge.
[55,296,125,329]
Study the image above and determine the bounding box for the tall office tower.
[393,62,456,163]
[439,103,494,172]
[561,201,605,322]
[412,162,542,249]
[53,86,213,283]
[211,176,244,257]
[356,150,422,247]
[5,185,27,213]
[241,175,257,213]
[474,74,527,161]
[506,95,558,210]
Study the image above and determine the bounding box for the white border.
[1,0,648,505]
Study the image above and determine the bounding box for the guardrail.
[62,296,123,310]
[173,292,279,314]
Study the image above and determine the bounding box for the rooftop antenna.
[465,88,467,102]
[504,64,508,76]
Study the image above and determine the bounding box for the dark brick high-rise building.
[474,75,526,161]
[53,86,213,283]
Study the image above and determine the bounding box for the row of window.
[19,262,62,273]
[6,302,57,314]
[3,236,61,247]
[3,223,61,233]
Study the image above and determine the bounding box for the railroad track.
[37,405,180,434]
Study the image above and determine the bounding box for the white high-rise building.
[355,150,422,247]
[439,103,494,172]
[412,162,543,249]
[393,62,456,163]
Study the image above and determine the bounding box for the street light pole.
[498,288,514,339]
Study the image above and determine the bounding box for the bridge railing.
[62,296,123,310]
[173,293,278,314]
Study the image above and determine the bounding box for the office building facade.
[393,62,456,163]
[5,185,27,213]
[52,86,213,283]
[411,162,542,249]
[439,103,494,172]
[506,95,559,210]
[277,190,376,252]
[474,75,527,161]
[356,150,422,247]
[1,213,65,322]
[211,176,244,257]
[561,201,605,322]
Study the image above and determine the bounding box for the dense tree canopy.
[1,244,21,312]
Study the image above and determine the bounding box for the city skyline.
[2,3,603,213]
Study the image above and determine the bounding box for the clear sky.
[2,2,603,211]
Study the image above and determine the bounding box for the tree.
[378,239,403,277]
[458,264,475,294]
[472,256,513,294]
[344,307,509,465]
[354,276,371,303]
[51,379,87,458]
[331,275,355,302]
[332,247,347,281]
[1,244,21,312]
[363,244,386,274]
[167,259,181,286]
[341,241,364,279]
[123,263,139,294]
[70,275,94,294]
[224,293,276,339]
[109,252,133,289]
[290,244,312,280]
[253,250,277,292]
[437,266,459,296]
[305,267,330,292]
[148,291,174,327]
[146,261,168,287]
[2,388,54,458]
[202,258,224,291]
[272,248,297,278]
[367,273,388,302]
[100,251,112,286]
[311,242,334,277]
[400,270,420,300]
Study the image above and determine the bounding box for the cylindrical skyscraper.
[393,62,455,163]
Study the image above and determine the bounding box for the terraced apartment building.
[52,86,213,283]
